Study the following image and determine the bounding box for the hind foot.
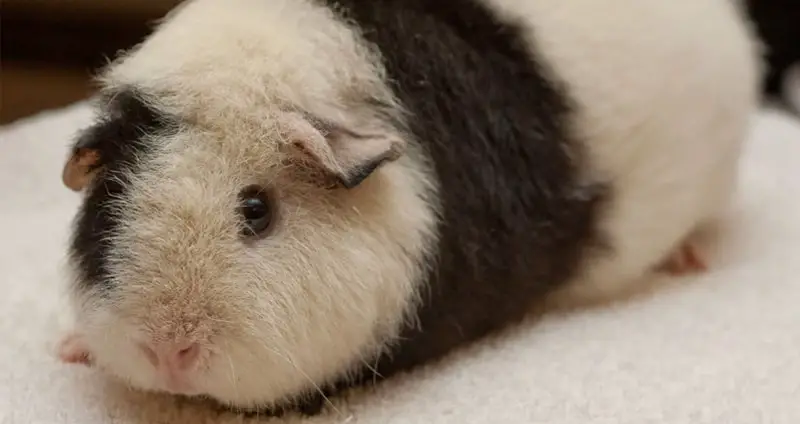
[655,238,708,276]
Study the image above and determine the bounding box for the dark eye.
[237,185,274,237]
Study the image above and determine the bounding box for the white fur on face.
[101,0,402,136]
[69,0,438,408]
[483,0,762,303]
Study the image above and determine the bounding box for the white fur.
[484,0,762,304]
[70,0,438,409]
[63,0,762,410]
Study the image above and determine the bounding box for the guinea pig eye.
[237,185,274,237]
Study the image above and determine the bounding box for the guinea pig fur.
[57,0,762,415]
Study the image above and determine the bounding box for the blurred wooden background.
[1,0,182,124]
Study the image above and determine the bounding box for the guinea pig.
[56,0,762,415]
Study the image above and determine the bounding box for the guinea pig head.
[59,88,437,409]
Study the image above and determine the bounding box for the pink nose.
[139,341,200,371]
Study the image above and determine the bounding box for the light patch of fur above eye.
[97,0,399,137]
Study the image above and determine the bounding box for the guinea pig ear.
[281,111,406,189]
[62,128,105,191]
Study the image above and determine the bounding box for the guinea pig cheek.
[58,312,162,392]
[66,292,220,396]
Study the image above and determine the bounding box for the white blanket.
[1,102,798,424]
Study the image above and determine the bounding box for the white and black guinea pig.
[56,0,762,416]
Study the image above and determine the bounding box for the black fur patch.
[322,0,610,389]
[68,89,176,293]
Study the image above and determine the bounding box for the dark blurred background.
[1,0,181,124]
[1,0,798,125]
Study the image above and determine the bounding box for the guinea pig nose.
[139,341,201,371]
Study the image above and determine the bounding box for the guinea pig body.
[58,0,760,413]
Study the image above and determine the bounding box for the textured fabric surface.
[0,102,798,424]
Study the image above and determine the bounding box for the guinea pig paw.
[655,240,708,276]
[57,333,94,366]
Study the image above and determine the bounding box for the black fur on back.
[68,89,176,294]
[320,0,611,395]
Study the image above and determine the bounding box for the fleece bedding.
[0,101,798,424]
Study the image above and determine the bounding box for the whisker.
[222,340,241,408]
[359,357,383,385]
[251,337,344,417]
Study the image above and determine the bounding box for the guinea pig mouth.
[161,380,200,396]
[151,366,202,396]
[150,370,202,396]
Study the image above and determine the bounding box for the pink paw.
[57,333,94,366]
[656,239,708,276]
